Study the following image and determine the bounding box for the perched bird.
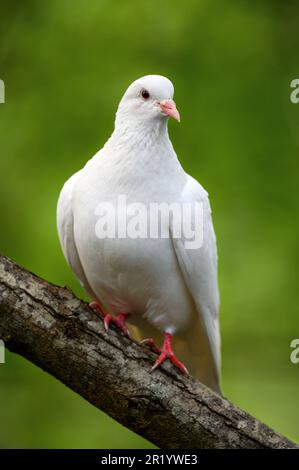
[57,75,221,394]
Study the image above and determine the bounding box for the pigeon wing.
[170,175,221,391]
[57,170,95,297]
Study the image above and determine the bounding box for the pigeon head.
[115,75,180,129]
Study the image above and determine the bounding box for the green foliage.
[0,0,298,447]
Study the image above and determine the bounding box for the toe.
[103,314,112,331]
[89,301,106,317]
[151,352,167,371]
[117,322,130,337]
[140,338,162,354]
[170,355,189,374]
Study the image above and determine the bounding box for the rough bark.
[0,254,297,449]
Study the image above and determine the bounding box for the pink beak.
[159,99,180,122]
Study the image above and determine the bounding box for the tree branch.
[0,254,297,449]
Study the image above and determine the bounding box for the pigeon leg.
[142,332,188,374]
[89,301,130,337]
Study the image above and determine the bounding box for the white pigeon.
[57,75,221,394]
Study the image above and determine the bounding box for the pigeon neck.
[106,119,173,155]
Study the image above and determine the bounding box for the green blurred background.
[0,0,299,448]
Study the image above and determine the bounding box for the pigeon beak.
[159,99,180,122]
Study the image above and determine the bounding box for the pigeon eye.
[141,89,150,100]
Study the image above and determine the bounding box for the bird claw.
[89,301,106,317]
[104,313,131,337]
[151,351,189,374]
[141,334,189,375]
[89,301,130,337]
[140,338,162,354]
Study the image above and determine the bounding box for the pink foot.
[89,301,130,337]
[141,332,188,374]
[103,313,130,337]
